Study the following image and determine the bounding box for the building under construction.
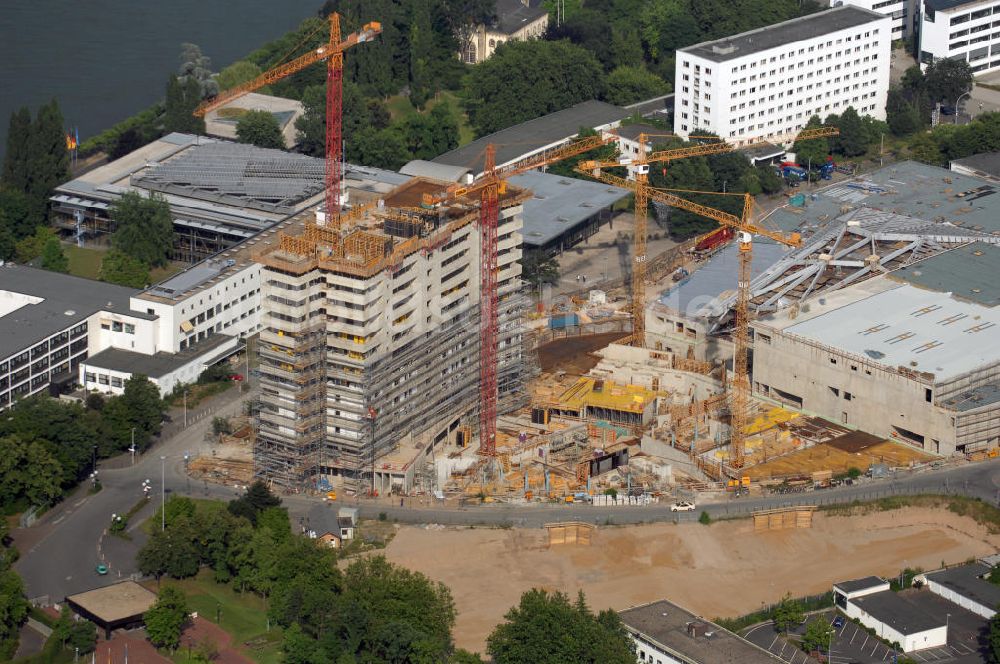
[253,177,530,489]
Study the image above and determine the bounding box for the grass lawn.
[151,571,283,664]
[65,244,107,280]
[385,90,476,146]
[149,261,185,284]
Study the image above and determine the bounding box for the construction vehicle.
[192,12,382,223]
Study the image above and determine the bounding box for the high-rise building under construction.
[252,177,529,489]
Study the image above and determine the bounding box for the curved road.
[14,387,1000,602]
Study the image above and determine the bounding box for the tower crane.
[417,134,615,459]
[193,13,382,223]
[578,126,838,348]
[577,126,839,469]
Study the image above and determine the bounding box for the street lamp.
[160,455,166,531]
[183,390,189,427]
[955,91,972,124]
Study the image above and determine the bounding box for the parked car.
[940,105,956,115]
[832,615,845,629]
[670,501,696,512]
[95,564,108,575]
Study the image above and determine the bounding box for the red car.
[229,374,244,381]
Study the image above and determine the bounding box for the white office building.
[832,0,918,38]
[674,6,892,144]
[919,0,1000,74]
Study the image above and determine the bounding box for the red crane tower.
[193,13,382,222]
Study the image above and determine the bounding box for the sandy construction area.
[384,508,1000,653]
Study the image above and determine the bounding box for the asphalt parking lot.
[741,604,987,664]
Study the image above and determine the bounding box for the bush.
[698,511,711,525]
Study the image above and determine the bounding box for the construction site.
[160,13,1000,505]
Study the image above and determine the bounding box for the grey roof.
[835,576,888,594]
[132,141,325,214]
[681,6,887,63]
[495,0,548,34]
[926,563,1000,609]
[741,142,785,162]
[83,333,234,379]
[624,94,674,117]
[925,0,981,12]
[620,600,783,663]
[782,281,1000,382]
[0,264,147,362]
[145,258,235,302]
[940,381,1000,412]
[851,591,945,635]
[890,242,1000,307]
[508,171,630,247]
[658,240,792,320]
[399,160,472,183]
[432,101,630,172]
[951,152,1000,179]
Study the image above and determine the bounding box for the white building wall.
[835,0,917,38]
[920,0,1000,74]
[925,579,998,619]
[628,634,685,664]
[674,12,891,143]
[847,600,947,652]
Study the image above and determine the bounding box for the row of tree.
[0,520,27,660]
[0,377,166,512]
[138,484,636,662]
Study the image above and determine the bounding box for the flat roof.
[399,160,471,183]
[508,171,629,247]
[779,279,1000,382]
[926,0,985,12]
[66,581,157,624]
[0,264,147,361]
[681,6,886,63]
[851,591,945,635]
[890,242,1000,307]
[616,123,666,142]
[951,152,1000,178]
[432,101,630,171]
[620,600,783,663]
[940,381,1000,412]
[84,333,234,379]
[835,576,888,593]
[925,562,1000,609]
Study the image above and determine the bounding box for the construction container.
[549,313,579,329]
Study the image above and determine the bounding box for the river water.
[0,0,320,159]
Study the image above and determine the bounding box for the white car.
[670,501,696,512]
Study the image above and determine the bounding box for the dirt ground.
[746,439,935,479]
[384,508,1000,654]
[536,331,628,374]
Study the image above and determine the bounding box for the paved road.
[13,384,1000,602]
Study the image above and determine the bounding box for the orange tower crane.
[579,126,838,347]
[193,13,382,223]
[418,134,615,458]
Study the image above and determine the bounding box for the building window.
[112,321,123,332]
[124,323,135,334]
[85,372,96,383]
[111,376,122,388]
[98,374,109,385]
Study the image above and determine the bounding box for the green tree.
[100,374,165,454]
[281,622,321,663]
[0,227,12,262]
[801,617,835,654]
[99,250,151,288]
[110,191,174,268]
[164,74,206,135]
[40,236,68,272]
[0,189,34,241]
[216,60,265,92]
[109,127,148,160]
[908,133,943,166]
[464,40,606,137]
[67,618,97,655]
[236,110,285,149]
[755,164,784,195]
[401,103,459,160]
[924,57,973,106]
[2,107,32,193]
[0,563,27,659]
[604,65,671,106]
[989,612,1000,663]
[887,88,924,137]
[834,106,868,157]
[519,250,559,289]
[26,100,70,224]
[15,225,58,263]
[228,480,282,526]
[771,594,804,634]
[791,115,831,167]
[487,589,634,664]
[137,519,200,580]
[154,495,197,530]
[0,436,63,508]
[610,27,645,69]
[145,585,189,650]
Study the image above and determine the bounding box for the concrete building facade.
[253,178,529,489]
[459,0,548,64]
[673,6,891,143]
[833,0,918,38]
[919,0,1000,73]
[751,245,1000,456]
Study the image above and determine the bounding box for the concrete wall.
[752,325,958,454]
